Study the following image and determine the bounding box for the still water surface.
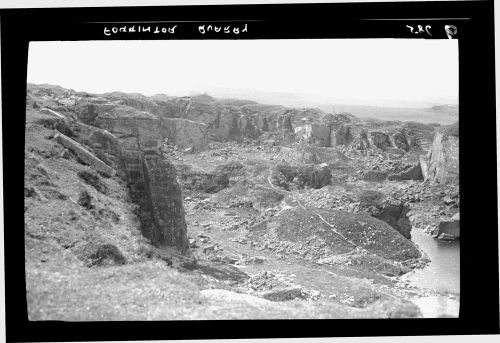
[403,227,460,317]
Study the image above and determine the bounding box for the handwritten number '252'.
[406,25,432,37]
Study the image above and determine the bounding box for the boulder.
[436,215,460,239]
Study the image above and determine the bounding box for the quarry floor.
[177,145,459,313]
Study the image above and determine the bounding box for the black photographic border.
[1,1,498,341]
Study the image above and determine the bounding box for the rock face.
[161,118,207,152]
[294,122,353,148]
[294,123,331,146]
[176,164,230,194]
[369,202,412,239]
[142,155,188,250]
[330,124,354,147]
[388,164,423,181]
[420,132,459,183]
[368,131,393,151]
[357,191,412,239]
[56,111,189,253]
[272,163,332,190]
[54,133,115,177]
[93,106,208,152]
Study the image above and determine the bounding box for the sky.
[27,39,458,107]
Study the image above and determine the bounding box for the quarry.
[24,83,460,320]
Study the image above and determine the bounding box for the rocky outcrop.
[161,118,207,151]
[392,132,410,151]
[420,132,459,183]
[294,121,354,148]
[330,124,354,147]
[294,123,330,146]
[54,133,115,177]
[356,130,371,150]
[176,165,230,194]
[357,191,412,239]
[272,163,332,190]
[352,129,413,153]
[367,131,393,151]
[267,206,421,262]
[142,155,188,251]
[51,110,189,253]
[365,202,412,239]
[92,106,208,152]
[388,164,423,181]
[29,84,432,151]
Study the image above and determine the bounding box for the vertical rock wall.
[421,132,459,183]
[142,155,188,253]
[70,117,189,253]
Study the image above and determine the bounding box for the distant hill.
[428,104,459,116]
[320,104,458,126]
[190,87,458,125]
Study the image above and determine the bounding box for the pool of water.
[403,227,460,317]
[405,226,460,294]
